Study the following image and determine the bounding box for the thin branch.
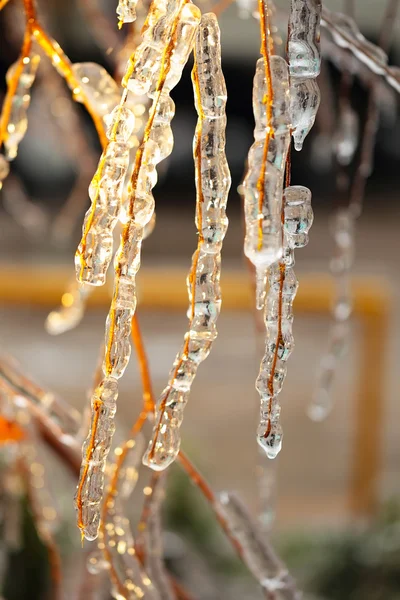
[349,0,399,215]
[321,6,400,94]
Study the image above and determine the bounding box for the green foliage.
[279,501,400,600]
[2,497,50,600]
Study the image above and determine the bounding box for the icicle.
[309,208,354,421]
[72,63,121,118]
[117,0,138,26]
[143,12,230,471]
[2,53,40,162]
[243,34,291,309]
[46,280,92,335]
[257,186,313,458]
[288,0,321,151]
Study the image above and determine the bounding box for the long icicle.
[143,12,231,471]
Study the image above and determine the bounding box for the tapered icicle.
[309,209,354,421]
[243,52,291,310]
[76,0,201,540]
[2,53,40,161]
[290,78,320,151]
[257,186,313,458]
[218,492,301,599]
[46,281,92,335]
[288,0,321,151]
[143,12,230,471]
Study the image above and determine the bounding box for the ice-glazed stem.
[243,0,291,309]
[310,0,399,422]
[75,0,201,541]
[87,432,158,599]
[0,356,81,447]
[257,186,313,458]
[218,493,301,599]
[321,6,400,94]
[1,52,40,161]
[177,452,300,600]
[143,12,230,471]
[102,499,160,599]
[137,473,175,600]
[0,0,38,187]
[46,280,92,335]
[74,83,137,287]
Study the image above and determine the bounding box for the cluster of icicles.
[0,356,300,599]
[1,0,399,597]
[72,0,319,539]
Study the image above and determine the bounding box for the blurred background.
[0,0,400,598]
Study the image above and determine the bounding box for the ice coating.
[290,78,320,151]
[218,492,300,599]
[0,155,10,189]
[104,500,160,599]
[86,434,158,597]
[0,356,81,446]
[72,63,121,118]
[75,0,201,540]
[143,13,230,471]
[288,0,321,79]
[3,53,40,161]
[334,104,359,166]
[287,0,321,151]
[243,55,291,309]
[257,186,313,458]
[137,474,175,600]
[75,377,118,541]
[45,280,91,335]
[117,0,138,25]
[75,105,135,286]
[321,6,400,94]
[309,208,353,421]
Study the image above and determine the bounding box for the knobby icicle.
[0,52,40,188]
[288,0,321,151]
[257,186,313,458]
[143,12,231,471]
[243,0,291,311]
